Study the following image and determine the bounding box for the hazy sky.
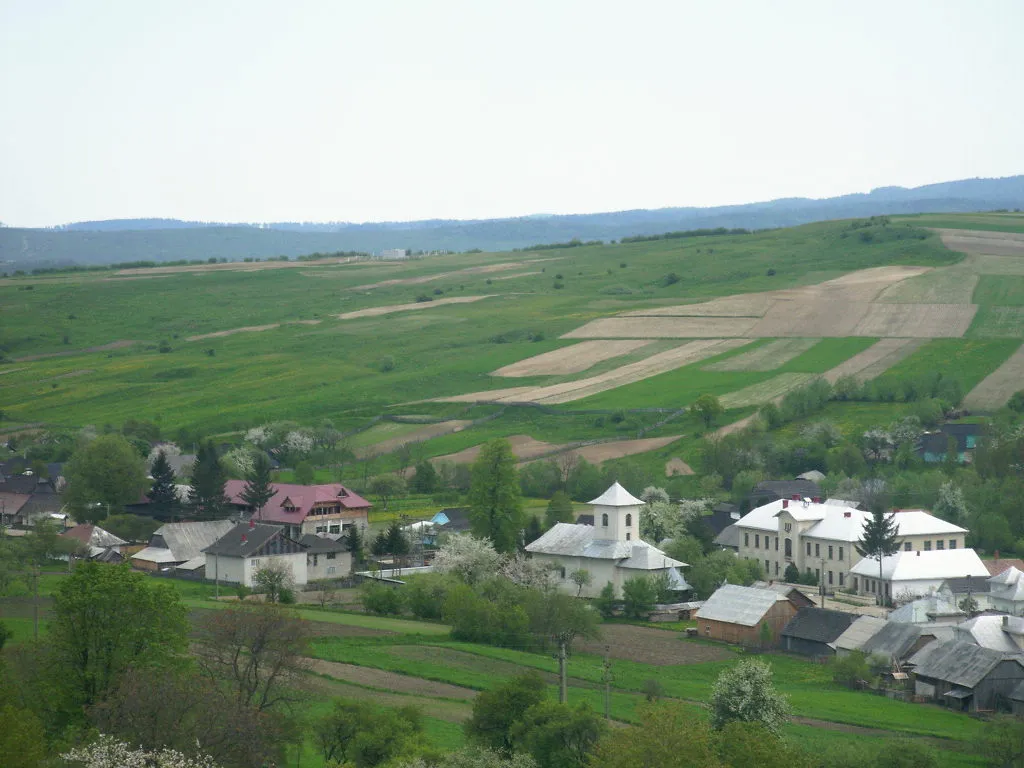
[1,1,1022,227]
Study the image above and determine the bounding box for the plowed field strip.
[719,373,816,408]
[493,339,654,377]
[963,343,1024,410]
[704,338,819,371]
[822,338,926,383]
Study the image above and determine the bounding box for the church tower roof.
[588,482,644,508]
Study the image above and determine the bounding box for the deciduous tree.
[510,700,605,768]
[64,434,149,522]
[545,491,575,529]
[465,672,546,753]
[469,439,525,553]
[694,394,724,429]
[710,659,790,735]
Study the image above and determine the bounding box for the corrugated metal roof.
[861,622,925,660]
[152,520,235,562]
[889,595,964,624]
[526,522,684,569]
[851,549,988,581]
[696,584,786,626]
[953,616,1021,653]
[833,615,888,651]
[781,607,857,643]
[909,640,1024,688]
[204,522,288,557]
[714,524,740,548]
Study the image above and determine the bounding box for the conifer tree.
[240,452,275,520]
[545,490,575,529]
[856,505,901,606]
[346,525,363,565]
[188,441,229,520]
[147,449,179,519]
[468,439,525,553]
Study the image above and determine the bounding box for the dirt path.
[308,658,478,700]
[13,340,137,362]
[335,295,494,320]
[351,262,527,291]
[186,319,321,342]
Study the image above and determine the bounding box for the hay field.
[968,307,1024,338]
[492,339,654,377]
[704,338,820,371]
[562,316,760,339]
[851,303,978,338]
[936,228,1024,257]
[876,263,979,304]
[719,373,818,408]
[963,343,1024,410]
[440,339,751,404]
[335,295,494,320]
[822,338,926,382]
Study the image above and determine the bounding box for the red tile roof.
[0,492,31,516]
[224,480,370,524]
[984,558,1024,577]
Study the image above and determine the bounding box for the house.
[987,566,1024,616]
[888,593,966,625]
[916,424,984,464]
[704,502,741,536]
[60,523,127,561]
[736,497,968,593]
[780,607,858,657]
[431,507,472,533]
[0,491,31,527]
[984,557,1024,578]
[850,548,988,605]
[745,478,821,512]
[203,521,308,587]
[0,473,63,526]
[301,534,351,580]
[695,584,800,647]
[525,483,689,599]
[952,615,1022,653]
[832,615,888,657]
[132,520,236,573]
[225,481,371,539]
[939,575,991,613]
[909,640,1024,712]
[860,621,948,664]
[750,581,817,608]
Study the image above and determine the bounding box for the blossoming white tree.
[62,735,221,768]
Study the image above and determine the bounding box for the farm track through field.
[186,320,321,341]
[963,343,1024,410]
[335,295,494,319]
[350,261,553,291]
[13,340,138,362]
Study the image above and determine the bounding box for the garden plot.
[851,303,977,338]
[822,338,926,383]
[719,373,817,408]
[493,339,654,377]
[704,338,820,371]
[335,295,493,320]
[441,339,750,404]
[963,343,1024,410]
[562,316,759,339]
[937,228,1024,257]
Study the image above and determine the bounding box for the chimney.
[241,534,247,544]
[812,496,821,504]
[249,518,255,530]
[783,499,789,509]
[917,550,920,557]
[995,550,1001,563]
[1004,616,1009,628]
[844,511,851,518]
[792,494,800,501]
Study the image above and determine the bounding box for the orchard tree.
[370,474,407,510]
[589,702,720,768]
[433,533,502,585]
[465,672,546,753]
[64,434,149,522]
[240,451,276,520]
[468,439,525,553]
[710,659,790,735]
[252,561,294,603]
[510,700,605,768]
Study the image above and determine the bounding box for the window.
[251,558,260,567]
[327,566,336,575]
[774,537,778,551]
[924,540,932,551]
[852,577,857,591]
[815,543,820,557]
[745,533,750,547]
[828,571,833,585]
[839,573,844,587]
[765,560,770,573]
[806,542,811,556]
[625,513,632,527]
[602,513,609,527]
[774,562,779,575]
[705,624,710,635]
[828,545,834,560]
[784,523,792,533]
[937,540,945,550]
[904,541,912,551]
[329,524,341,534]
[950,540,957,549]
[312,555,319,567]
[839,546,844,561]
[560,567,566,579]
[755,535,760,548]
[626,532,631,541]
[326,552,336,560]
[316,525,327,533]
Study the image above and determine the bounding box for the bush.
[158,340,172,353]
[361,581,406,615]
[593,582,617,618]
[278,587,295,604]
[621,575,657,619]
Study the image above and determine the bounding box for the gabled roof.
[851,549,988,582]
[133,520,235,564]
[525,523,684,569]
[832,615,888,652]
[60,523,127,549]
[749,478,822,503]
[204,522,304,558]
[909,640,1024,688]
[714,523,740,549]
[0,492,31,516]
[587,482,644,507]
[989,565,1024,586]
[861,622,927,660]
[985,559,1024,577]
[299,533,349,554]
[781,607,858,644]
[225,480,370,524]
[696,584,788,627]
[953,616,1021,653]
[739,500,966,542]
[889,594,965,624]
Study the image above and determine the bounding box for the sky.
[1,0,1022,228]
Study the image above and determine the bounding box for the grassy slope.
[896,212,1024,233]
[871,338,1021,393]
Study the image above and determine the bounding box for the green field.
[872,338,1021,393]
[896,212,1024,234]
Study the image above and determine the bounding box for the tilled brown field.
[493,339,654,377]
[575,624,732,665]
[936,228,1024,257]
[309,658,478,700]
[335,295,494,319]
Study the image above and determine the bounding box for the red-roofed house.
[224,481,370,540]
[984,556,1024,578]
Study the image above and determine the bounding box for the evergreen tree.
[385,522,409,564]
[346,525,363,565]
[544,491,575,529]
[856,506,901,606]
[240,451,275,520]
[188,441,229,520]
[468,439,525,553]
[523,516,543,546]
[147,449,180,519]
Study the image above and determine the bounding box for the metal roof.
[781,607,858,644]
[204,522,294,557]
[141,520,235,563]
[953,616,1021,653]
[909,640,1024,688]
[60,524,127,549]
[696,584,787,627]
[888,595,965,624]
[851,549,988,581]
[525,522,685,569]
[861,622,926,660]
[587,482,644,507]
[832,615,888,652]
[714,523,740,549]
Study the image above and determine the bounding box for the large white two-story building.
[735,496,968,593]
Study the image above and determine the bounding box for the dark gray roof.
[575,513,595,526]
[861,621,925,660]
[705,504,740,535]
[714,523,740,549]
[909,640,1024,688]
[204,522,303,558]
[781,607,858,644]
[941,576,989,596]
[299,533,349,553]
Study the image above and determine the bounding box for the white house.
[301,534,352,581]
[204,521,308,587]
[736,497,968,591]
[988,566,1024,616]
[525,482,688,598]
[851,548,989,603]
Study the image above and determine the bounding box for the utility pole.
[31,564,39,640]
[602,646,613,720]
[965,574,973,619]
[558,636,568,704]
[820,557,826,609]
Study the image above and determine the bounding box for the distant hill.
[3,175,1023,270]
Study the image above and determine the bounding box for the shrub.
[659,272,680,287]
[158,340,172,353]
[621,575,657,619]
[361,581,405,615]
[415,293,433,302]
[593,582,617,618]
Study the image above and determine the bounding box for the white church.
[525,482,689,598]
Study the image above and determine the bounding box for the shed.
[833,615,888,656]
[861,622,934,663]
[695,584,798,647]
[780,607,858,657]
[909,640,1024,712]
